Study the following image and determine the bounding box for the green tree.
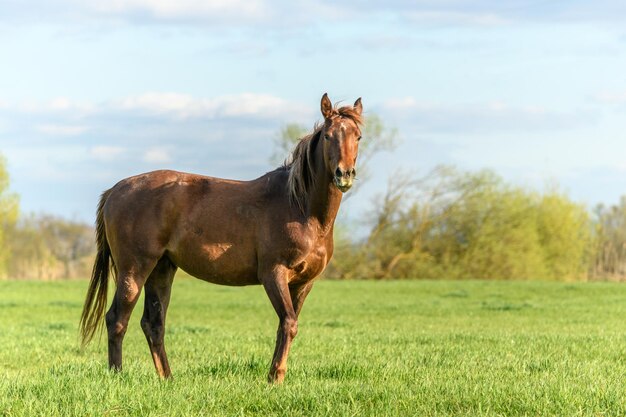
[536,190,593,281]
[591,198,626,280]
[0,155,19,277]
[271,124,309,166]
[6,214,95,280]
[330,166,593,281]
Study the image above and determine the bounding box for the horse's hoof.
[268,369,285,384]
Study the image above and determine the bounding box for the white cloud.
[0,92,311,123]
[6,97,95,115]
[2,0,626,28]
[37,124,89,136]
[85,0,269,22]
[218,93,306,118]
[49,97,74,111]
[116,92,310,120]
[118,93,199,116]
[143,147,171,163]
[406,11,509,26]
[593,90,626,104]
[383,97,417,110]
[48,98,94,114]
[90,146,126,161]
[381,97,595,133]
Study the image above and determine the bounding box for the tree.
[0,155,19,277]
[591,198,626,280]
[271,124,309,166]
[536,190,593,281]
[328,166,593,281]
[6,214,95,280]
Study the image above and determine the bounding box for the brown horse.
[79,93,363,383]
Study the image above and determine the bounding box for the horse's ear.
[353,97,362,116]
[321,93,333,119]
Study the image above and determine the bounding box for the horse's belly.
[168,242,259,286]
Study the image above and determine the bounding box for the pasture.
[1,278,626,416]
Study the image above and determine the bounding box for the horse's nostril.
[335,168,343,178]
[350,168,356,177]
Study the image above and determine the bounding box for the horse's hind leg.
[141,257,177,379]
[105,258,157,372]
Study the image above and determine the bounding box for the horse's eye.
[357,136,362,142]
[324,134,330,141]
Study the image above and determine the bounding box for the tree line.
[0,156,94,279]
[326,166,594,280]
[325,168,626,281]
[1,120,626,280]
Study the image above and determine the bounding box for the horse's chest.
[289,241,330,284]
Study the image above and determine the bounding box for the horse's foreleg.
[290,281,314,318]
[261,266,298,384]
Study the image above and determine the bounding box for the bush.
[327,166,593,281]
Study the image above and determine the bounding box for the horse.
[79,93,363,383]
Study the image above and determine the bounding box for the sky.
[1,0,626,225]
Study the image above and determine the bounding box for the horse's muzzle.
[334,178,353,192]
[334,167,355,192]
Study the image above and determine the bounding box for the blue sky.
[1,0,626,224]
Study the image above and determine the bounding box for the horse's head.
[320,93,363,193]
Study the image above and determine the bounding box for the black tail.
[79,189,114,347]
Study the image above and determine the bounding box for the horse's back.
[101,169,276,285]
[103,169,253,219]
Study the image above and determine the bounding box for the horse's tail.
[79,188,114,347]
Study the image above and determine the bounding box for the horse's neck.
[306,142,343,235]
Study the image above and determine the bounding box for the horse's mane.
[283,105,363,213]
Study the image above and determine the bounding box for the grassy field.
[2,278,626,416]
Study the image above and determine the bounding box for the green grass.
[2,278,626,416]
